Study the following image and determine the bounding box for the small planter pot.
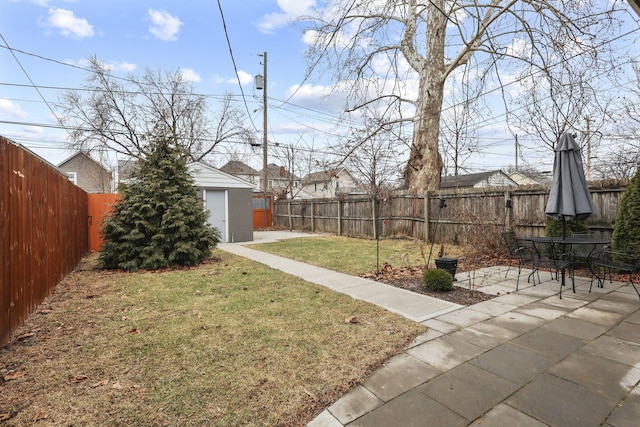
[435,257,458,281]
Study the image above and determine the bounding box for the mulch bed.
[361,254,510,306]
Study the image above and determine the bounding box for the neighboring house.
[57,151,112,193]
[301,167,364,198]
[117,158,138,186]
[261,163,300,195]
[440,170,518,189]
[219,160,261,191]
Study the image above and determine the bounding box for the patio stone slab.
[492,292,542,307]
[307,410,342,427]
[566,306,628,327]
[417,363,520,421]
[469,342,555,385]
[449,321,520,349]
[514,302,571,321]
[548,351,640,401]
[582,335,640,367]
[433,308,492,328]
[541,294,590,310]
[328,385,383,425]
[483,311,546,333]
[539,316,609,341]
[421,318,460,334]
[510,327,585,361]
[607,387,640,427]
[406,335,484,371]
[587,298,639,315]
[405,328,444,349]
[505,373,616,427]
[625,309,640,325]
[362,354,441,402]
[345,390,467,427]
[606,321,640,345]
[470,403,548,426]
[466,299,518,316]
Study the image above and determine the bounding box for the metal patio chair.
[588,249,640,299]
[502,231,536,290]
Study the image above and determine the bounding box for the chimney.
[279,166,286,177]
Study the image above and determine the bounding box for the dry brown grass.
[0,251,425,426]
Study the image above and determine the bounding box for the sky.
[1,0,640,177]
[0,0,332,169]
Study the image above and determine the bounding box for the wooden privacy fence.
[1,136,89,347]
[273,182,627,244]
[88,193,119,251]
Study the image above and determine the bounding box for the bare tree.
[337,115,407,196]
[58,56,253,162]
[270,137,323,199]
[440,64,484,176]
[592,146,639,180]
[302,1,623,192]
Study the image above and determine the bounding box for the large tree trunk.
[404,1,447,193]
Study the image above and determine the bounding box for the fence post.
[424,192,431,242]
[288,200,292,230]
[337,199,342,236]
[371,197,377,239]
[504,190,512,230]
[311,200,315,232]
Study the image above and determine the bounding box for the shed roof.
[187,161,254,189]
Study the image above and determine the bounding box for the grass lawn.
[248,235,467,276]
[0,251,425,426]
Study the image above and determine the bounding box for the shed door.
[205,190,227,242]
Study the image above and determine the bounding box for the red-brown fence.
[88,193,119,251]
[253,194,273,229]
[1,136,89,347]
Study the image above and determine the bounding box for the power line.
[216,0,259,133]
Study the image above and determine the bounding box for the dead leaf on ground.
[3,371,28,381]
[128,328,140,334]
[17,332,36,341]
[91,379,109,388]
[33,412,47,422]
[70,374,88,383]
[344,316,359,324]
[0,413,11,421]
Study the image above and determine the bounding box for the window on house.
[67,172,77,185]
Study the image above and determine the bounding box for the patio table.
[521,236,610,298]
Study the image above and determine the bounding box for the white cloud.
[180,68,201,82]
[211,70,254,86]
[0,99,29,119]
[43,8,94,39]
[236,70,253,85]
[257,0,315,34]
[68,58,136,73]
[148,9,182,41]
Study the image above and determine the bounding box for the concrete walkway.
[220,232,640,427]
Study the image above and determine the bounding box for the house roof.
[263,163,300,180]
[303,167,351,184]
[58,151,108,173]
[219,160,259,176]
[440,170,517,188]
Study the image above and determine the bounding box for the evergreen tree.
[612,171,640,253]
[99,137,220,271]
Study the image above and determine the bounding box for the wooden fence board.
[1,136,88,346]
[273,184,627,244]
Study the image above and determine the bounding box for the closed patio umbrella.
[545,132,597,237]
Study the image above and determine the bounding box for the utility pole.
[256,52,268,194]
